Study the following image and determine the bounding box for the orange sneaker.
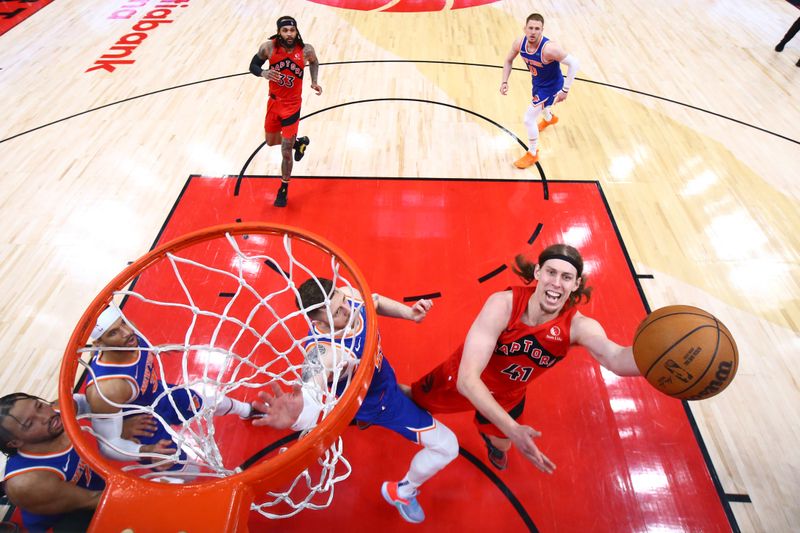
[538,114,559,131]
[513,151,539,169]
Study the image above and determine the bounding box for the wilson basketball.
[633,305,738,400]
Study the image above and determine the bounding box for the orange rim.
[58,222,377,514]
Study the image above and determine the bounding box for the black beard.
[277,36,295,49]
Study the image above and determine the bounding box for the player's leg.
[474,395,526,470]
[273,134,293,208]
[293,135,310,161]
[539,105,559,131]
[273,106,301,207]
[373,390,459,523]
[515,102,543,169]
[776,16,800,51]
[410,358,475,414]
[264,100,282,146]
[263,100,290,206]
[158,388,251,423]
[539,91,560,131]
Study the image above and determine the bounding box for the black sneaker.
[480,432,508,470]
[293,136,310,161]
[274,182,288,208]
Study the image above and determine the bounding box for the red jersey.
[268,40,304,103]
[480,284,578,395]
[412,285,579,434]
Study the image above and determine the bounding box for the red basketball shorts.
[264,97,301,138]
[411,360,527,438]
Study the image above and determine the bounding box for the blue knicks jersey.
[307,297,398,418]
[518,35,564,103]
[4,446,105,530]
[87,336,162,406]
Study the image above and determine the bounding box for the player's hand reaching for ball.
[508,424,556,474]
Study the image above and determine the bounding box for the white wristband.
[72,393,91,416]
[290,386,324,432]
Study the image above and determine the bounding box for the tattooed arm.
[304,43,322,95]
[251,342,354,430]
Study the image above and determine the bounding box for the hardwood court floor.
[0,0,798,531]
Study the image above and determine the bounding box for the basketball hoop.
[58,223,378,531]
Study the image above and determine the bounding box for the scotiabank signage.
[86,0,194,74]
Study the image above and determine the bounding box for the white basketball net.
[72,230,370,519]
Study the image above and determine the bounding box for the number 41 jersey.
[482,284,578,395]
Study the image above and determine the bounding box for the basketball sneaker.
[480,432,508,470]
[293,136,310,161]
[381,481,425,524]
[513,151,539,169]
[538,114,559,131]
[274,181,288,208]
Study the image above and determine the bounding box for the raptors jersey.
[269,40,304,103]
[87,336,161,406]
[413,284,578,413]
[518,35,564,104]
[4,446,105,530]
[481,285,578,395]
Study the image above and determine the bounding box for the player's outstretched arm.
[457,292,555,474]
[4,470,101,516]
[571,312,640,376]
[252,342,343,431]
[373,293,433,323]
[456,293,513,430]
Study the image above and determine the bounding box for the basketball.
[633,305,738,400]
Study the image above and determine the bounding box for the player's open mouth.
[545,290,561,304]
[50,415,62,432]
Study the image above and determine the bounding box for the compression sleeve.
[250,54,266,77]
[560,54,580,91]
[72,393,91,416]
[92,416,143,461]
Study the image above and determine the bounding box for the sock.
[542,107,553,121]
[528,138,539,155]
[397,479,418,499]
[217,396,251,417]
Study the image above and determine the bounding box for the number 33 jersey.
[269,40,304,103]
